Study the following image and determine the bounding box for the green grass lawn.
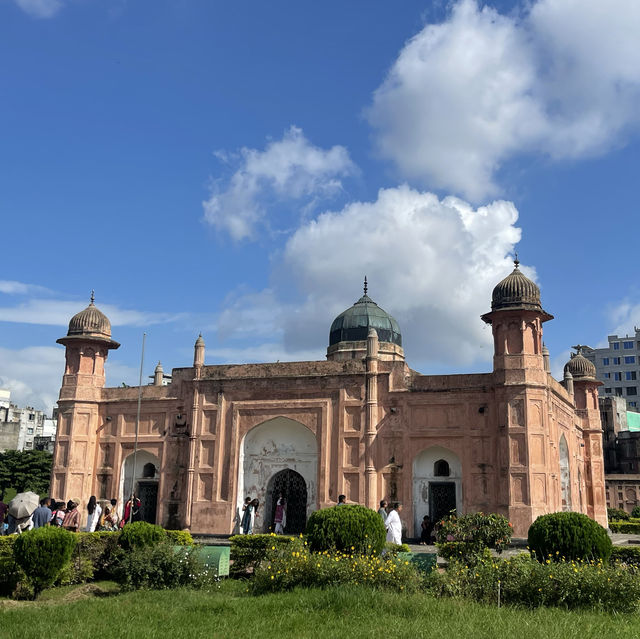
[3,580,640,639]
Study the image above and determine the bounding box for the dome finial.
[363,276,368,296]
[90,289,95,305]
[514,253,519,269]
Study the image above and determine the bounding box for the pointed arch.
[237,417,317,533]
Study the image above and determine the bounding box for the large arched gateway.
[238,417,317,533]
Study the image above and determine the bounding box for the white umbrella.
[8,491,40,519]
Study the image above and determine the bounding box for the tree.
[0,450,52,500]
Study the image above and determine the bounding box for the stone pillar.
[184,384,200,529]
[154,362,164,386]
[194,334,205,379]
[564,370,574,397]
[542,344,550,373]
[365,328,379,510]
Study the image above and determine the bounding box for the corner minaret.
[53,292,120,521]
[481,257,553,383]
[56,291,120,400]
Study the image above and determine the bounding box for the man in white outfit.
[385,502,403,545]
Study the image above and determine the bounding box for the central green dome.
[329,287,402,347]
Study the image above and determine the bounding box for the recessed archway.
[412,446,462,537]
[237,417,317,533]
[119,450,160,525]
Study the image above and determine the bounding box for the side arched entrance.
[265,469,308,534]
[119,450,160,525]
[412,446,462,537]
[238,417,317,533]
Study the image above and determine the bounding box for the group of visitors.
[239,492,288,535]
[0,494,143,535]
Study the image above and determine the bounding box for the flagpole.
[128,332,146,524]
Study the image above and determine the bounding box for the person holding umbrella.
[7,491,40,534]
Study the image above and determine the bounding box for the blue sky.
[1,0,640,413]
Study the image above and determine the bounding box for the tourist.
[51,501,66,527]
[337,494,346,506]
[420,515,433,545]
[385,502,403,545]
[274,493,286,534]
[0,500,8,535]
[123,495,142,525]
[62,500,80,532]
[14,514,34,534]
[102,504,119,531]
[110,498,120,524]
[241,497,257,535]
[85,495,102,532]
[378,500,388,522]
[31,497,52,529]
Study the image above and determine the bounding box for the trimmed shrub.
[609,520,640,534]
[119,521,165,550]
[608,507,630,521]
[610,546,640,568]
[435,512,513,565]
[427,553,640,613]
[384,542,411,556]
[528,512,612,562]
[111,542,217,591]
[13,527,77,598]
[230,534,303,575]
[165,529,194,546]
[0,536,23,597]
[306,505,386,556]
[632,506,640,519]
[252,546,421,594]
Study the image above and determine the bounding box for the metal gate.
[429,482,456,523]
[265,469,307,534]
[137,481,158,525]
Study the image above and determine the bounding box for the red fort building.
[51,265,607,537]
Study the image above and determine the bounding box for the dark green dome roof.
[329,289,402,347]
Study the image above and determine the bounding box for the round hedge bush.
[118,521,165,551]
[13,526,76,598]
[528,512,612,562]
[305,505,386,556]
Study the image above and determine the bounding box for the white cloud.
[607,300,640,339]
[214,186,527,369]
[0,280,51,295]
[14,0,63,18]
[0,346,140,414]
[0,299,184,327]
[0,346,63,413]
[203,126,356,241]
[368,0,640,200]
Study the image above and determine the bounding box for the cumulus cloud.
[214,186,527,369]
[0,298,184,327]
[13,0,63,18]
[368,0,640,200]
[203,126,356,241]
[0,346,63,413]
[0,346,140,413]
[606,300,640,338]
[0,280,51,295]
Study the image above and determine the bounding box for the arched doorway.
[412,446,462,537]
[120,450,160,525]
[238,417,317,533]
[559,435,572,511]
[265,469,308,534]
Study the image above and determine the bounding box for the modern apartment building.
[0,389,57,452]
[583,330,640,408]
